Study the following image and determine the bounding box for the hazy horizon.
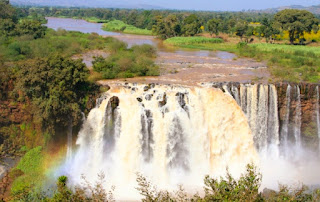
[11,0,320,11]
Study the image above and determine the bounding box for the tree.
[207,18,221,37]
[15,55,97,133]
[16,19,47,39]
[260,18,280,43]
[164,14,181,38]
[0,0,17,22]
[182,14,201,36]
[152,16,166,39]
[235,21,248,41]
[274,9,319,44]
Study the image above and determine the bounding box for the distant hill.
[11,0,164,9]
[254,5,320,15]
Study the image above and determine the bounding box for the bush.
[11,146,44,195]
[92,43,159,79]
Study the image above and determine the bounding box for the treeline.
[18,6,320,43]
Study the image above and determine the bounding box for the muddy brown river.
[46,17,269,86]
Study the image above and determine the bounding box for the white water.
[61,84,257,200]
[234,84,279,154]
[281,85,291,149]
[59,83,320,199]
[294,86,302,147]
[66,117,73,161]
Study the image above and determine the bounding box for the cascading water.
[60,82,320,199]
[66,117,73,161]
[227,83,279,154]
[294,86,302,147]
[316,86,320,153]
[60,84,257,200]
[281,85,291,149]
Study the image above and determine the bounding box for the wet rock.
[131,87,137,92]
[109,96,120,110]
[176,92,186,108]
[144,86,150,92]
[137,97,143,102]
[145,94,153,101]
[158,93,167,107]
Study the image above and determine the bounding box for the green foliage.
[0,0,17,22]
[16,19,47,39]
[239,43,320,83]
[15,55,97,132]
[203,164,262,201]
[274,9,319,44]
[1,29,113,62]
[153,14,182,39]
[235,21,249,41]
[164,36,223,45]
[183,14,202,36]
[93,43,159,79]
[11,146,44,195]
[103,20,152,35]
[207,18,221,36]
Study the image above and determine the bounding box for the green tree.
[235,21,248,41]
[207,18,221,37]
[15,55,97,133]
[0,0,17,22]
[182,14,201,36]
[16,19,47,39]
[260,18,280,43]
[152,16,167,40]
[164,14,181,38]
[274,9,319,44]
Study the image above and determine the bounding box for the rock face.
[276,83,319,150]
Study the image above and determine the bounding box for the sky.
[13,0,320,11]
[136,0,320,11]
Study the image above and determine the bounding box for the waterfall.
[316,86,320,153]
[294,86,302,147]
[66,117,73,161]
[281,85,291,148]
[232,83,279,153]
[62,84,257,200]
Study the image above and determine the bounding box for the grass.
[249,43,320,56]
[10,146,45,195]
[102,20,152,35]
[164,36,223,45]
[240,43,320,83]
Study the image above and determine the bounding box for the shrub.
[92,43,159,79]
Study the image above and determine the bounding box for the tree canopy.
[274,9,319,44]
[15,55,96,132]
